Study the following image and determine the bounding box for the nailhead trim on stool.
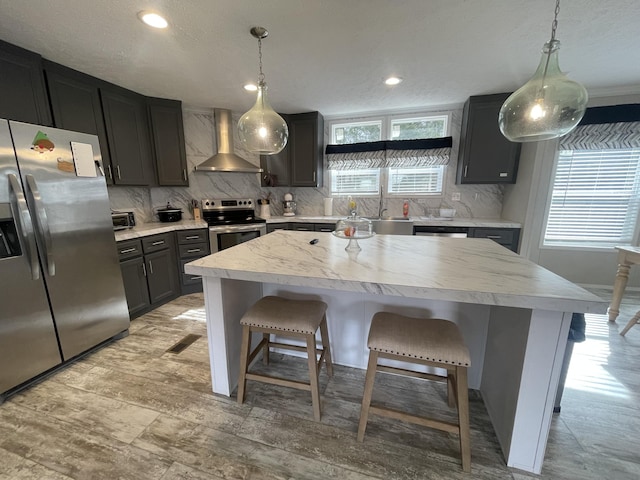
[358,312,472,472]
[237,296,333,421]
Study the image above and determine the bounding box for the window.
[390,116,448,140]
[388,166,444,195]
[332,121,381,145]
[543,148,640,248]
[329,114,449,196]
[330,169,381,195]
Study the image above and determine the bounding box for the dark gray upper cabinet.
[147,97,188,186]
[260,111,324,187]
[260,114,290,187]
[100,85,155,186]
[0,40,52,126]
[456,93,521,184]
[290,111,324,187]
[43,61,114,184]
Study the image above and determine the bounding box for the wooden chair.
[621,310,640,336]
[357,312,472,472]
[237,296,333,421]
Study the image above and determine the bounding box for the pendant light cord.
[550,0,560,43]
[257,37,265,86]
[540,0,561,94]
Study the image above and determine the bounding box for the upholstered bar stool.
[237,296,333,421]
[357,312,472,472]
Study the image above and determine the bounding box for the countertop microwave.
[111,211,136,231]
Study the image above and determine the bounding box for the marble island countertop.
[185,230,605,314]
[266,215,521,228]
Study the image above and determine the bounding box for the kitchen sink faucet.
[378,185,387,217]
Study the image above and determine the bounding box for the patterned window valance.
[326,137,452,170]
[559,104,640,150]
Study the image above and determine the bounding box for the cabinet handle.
[142,263,147,277]
[116,165,122,180]
[185,235,200,240]
[183,169,187,181]
[464,165,468,177]
[313,171,316,183]
[486,235,502,239]
[187,248,201,253]
[149,260,154,274]
[152,240,165,246]
[107,165,113,181]
[190,276,202,280]
[120,247,136,254]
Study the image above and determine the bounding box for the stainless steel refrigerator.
[0,119,129,401]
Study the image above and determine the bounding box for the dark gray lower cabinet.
[469,227,520,253]
[176,229,210,294]
[119,255,150,319]
[291,223,315,232]
[267,223,290,233]
[117,233,180,319]
[314,223,334,232]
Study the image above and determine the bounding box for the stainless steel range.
[202,198,267,253]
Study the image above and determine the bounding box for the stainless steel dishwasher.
[413,225,469,237]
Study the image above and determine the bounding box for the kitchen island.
[185,230,605,474]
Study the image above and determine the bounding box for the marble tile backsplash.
[108,107,503,223]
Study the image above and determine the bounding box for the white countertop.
[266,215,521,228]
[114,220,208,242]
[185,230,605,313]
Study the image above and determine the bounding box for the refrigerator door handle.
[25,174,55,276]
[7,173,40,280]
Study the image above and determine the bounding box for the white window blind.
[388,166,444,195]
[331,169,381,196]
[544,148,640,247]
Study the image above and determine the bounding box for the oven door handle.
[209,224,267,234]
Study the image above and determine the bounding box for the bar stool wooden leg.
[237,325,251,404]
[456,366,471,473]
[262,333,270,364]
[447,368,456,408]
[620,310,640,336]
[319,316,334,377]
[357,351,379,442]
[306,332,322,421]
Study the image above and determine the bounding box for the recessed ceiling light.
[244,84,258,92]
[385,76,403,86]
[138,11,168,29]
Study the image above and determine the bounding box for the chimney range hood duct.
[195,109,263,173]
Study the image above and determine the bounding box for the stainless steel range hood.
[195,108,263,173]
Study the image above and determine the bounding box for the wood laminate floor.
[1,289,639,479]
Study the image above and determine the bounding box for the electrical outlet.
[452,192,461,201]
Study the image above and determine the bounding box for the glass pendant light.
[238,27,289,155]
[499,0,588,142]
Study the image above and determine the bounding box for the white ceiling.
[0,0,638,117]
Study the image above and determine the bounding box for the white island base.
[187,231,606,474]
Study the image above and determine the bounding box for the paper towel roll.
[323,197,333,216]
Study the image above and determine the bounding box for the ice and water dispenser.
[0,203,21,259]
